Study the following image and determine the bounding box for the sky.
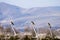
[0,0,60,28]
[0,0,60,8]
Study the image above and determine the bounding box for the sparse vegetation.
[0,22,60,40]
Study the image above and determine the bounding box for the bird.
[48,23,51,28]
[31,21,35,25]
[11,21,14,25]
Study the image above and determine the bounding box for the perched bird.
[11,21,14,25]
[31,21,35,25]
[48,23,51,28]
